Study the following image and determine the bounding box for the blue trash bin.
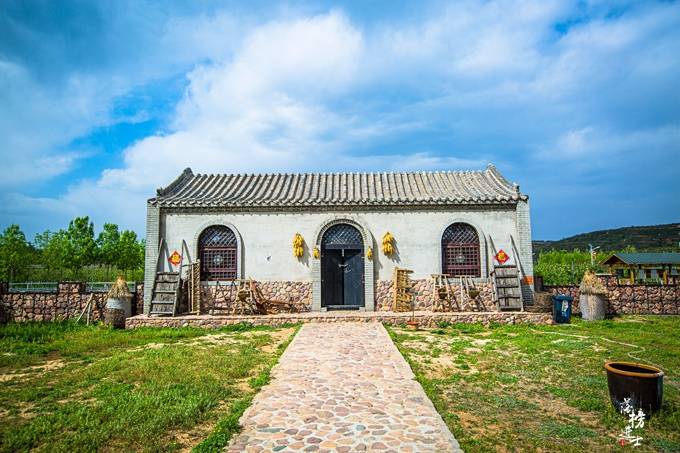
[552,295,573,324]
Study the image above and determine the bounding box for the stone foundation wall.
[126,311,553,329]
[375,278,497,312]
[545,275,680,315]
[200,281,312,314]
[0,282,144,324]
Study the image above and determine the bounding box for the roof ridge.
[191,169,488,177]
[156,167,194,197]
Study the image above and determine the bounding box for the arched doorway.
[321,223,365,309]
[198,225,238,280]
[441,223,481,277]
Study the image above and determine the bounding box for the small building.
[602,253,680,285]
[143,165,534,314]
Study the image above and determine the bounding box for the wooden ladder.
[148,238,189,316]
[150,272,181,316]
[492,265,524,311]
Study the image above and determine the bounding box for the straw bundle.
[579,270,607,296]
[107,276,132,299]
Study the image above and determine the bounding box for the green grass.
[388,316,680,452]
[0,321,298,452]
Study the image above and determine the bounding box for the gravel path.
[227,322,462,452]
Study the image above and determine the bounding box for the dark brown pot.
[604,361,664,415]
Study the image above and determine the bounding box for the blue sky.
[1,0,679,241]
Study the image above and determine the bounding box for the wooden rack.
[431,274,458,312]
[393,267,414,312]
[187,261,201,314]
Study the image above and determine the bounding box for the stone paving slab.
[227,322,462,452]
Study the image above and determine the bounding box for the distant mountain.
[533,223,680,253]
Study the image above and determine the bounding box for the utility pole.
[588,244,600,266]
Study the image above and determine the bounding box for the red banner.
[495,249,510,264]
[168,251,181,266]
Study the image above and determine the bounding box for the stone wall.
[545,275,680,315]
[0,282,144,324]
[200,281,312,314]
[126,311,553,329]
[375,278,497,312]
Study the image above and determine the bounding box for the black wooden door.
[320,223,365,309]
[321,248,364,308]
[343,249,364,307]
[321,250,343,307]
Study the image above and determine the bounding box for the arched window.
[198,225,238,280]
[441,223,480,277]
[322,223,363,248]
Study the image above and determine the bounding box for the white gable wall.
[156,207,522,282]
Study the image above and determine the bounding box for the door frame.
[312,217,375,312]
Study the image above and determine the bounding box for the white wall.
[158,207,523,282]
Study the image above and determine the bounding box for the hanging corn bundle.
[293,233,305,257]
[313,246,320,259]
[382,232,394,255]
[367,247,373,260]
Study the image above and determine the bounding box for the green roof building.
[602,253,680,284]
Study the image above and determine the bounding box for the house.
[143,164,534,315]
[602,253,680,284]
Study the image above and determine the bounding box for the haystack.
[579,270,607,295]
[107,276,132,299]
[579,271,607,320]
[105,276,132,328]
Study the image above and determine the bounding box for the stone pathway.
[227,322,462,452]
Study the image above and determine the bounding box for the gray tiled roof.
[603,253,680,266]
[150,164,527,209]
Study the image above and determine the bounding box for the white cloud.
[100,12,365,191]
[0,60,105,187]
[541,125,680,162]
[3,1,680,237]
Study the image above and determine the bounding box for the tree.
[65,217,97,275]
[34,230,70,279]
[0,225,32,281]
[97,223,120,277]
[117,230,144,277]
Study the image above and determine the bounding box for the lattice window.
[322,224,363,247]
[199,226,238,280]
[441,223,480,277]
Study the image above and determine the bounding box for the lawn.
[0,321,298,452]
[388,316,680,452]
